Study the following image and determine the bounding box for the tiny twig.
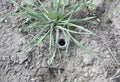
[101,37,120,65]
[110,69,120,80]
[105,45,120,65]
[110,75,120,80]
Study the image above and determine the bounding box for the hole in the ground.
[58,38,66,46]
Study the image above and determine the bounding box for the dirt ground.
[0,0,120,82]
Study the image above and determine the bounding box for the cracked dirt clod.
[18,54,28,64]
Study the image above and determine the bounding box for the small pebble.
[83,54,95,65]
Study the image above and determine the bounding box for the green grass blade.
[67,0,83,20]
[22,22,39,31]
[23,0,51,21]
[24,28,45,49]
[56,0,61,12]
[49,24,54,55]
[57,26,91,35]
[53,0,57,12]
[37,0,49,14]
[59,0,84,24]
[69,17,95,23]
[60,0,65,15]
[67,23,95,35]
[35,29,50,46]
[53,0,62,20]
[47,48,56,65]
[66,0,84,14]
[23,30,50,54]
[23,29,50,53]
[57,26,79,34]
[47,28,60,65]
[47,27,60,65]
[21,7,40,20]
[43,13,51,21]
[12,0,41,20]
[61,0,70,14]
[70,34,99,59]
[58,11,72,22]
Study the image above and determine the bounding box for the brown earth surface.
[0,0,120,82]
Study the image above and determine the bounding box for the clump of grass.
[11,0,98,65]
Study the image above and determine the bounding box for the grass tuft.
[10,0,98,65]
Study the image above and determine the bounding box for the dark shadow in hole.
[58,38,66,46]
